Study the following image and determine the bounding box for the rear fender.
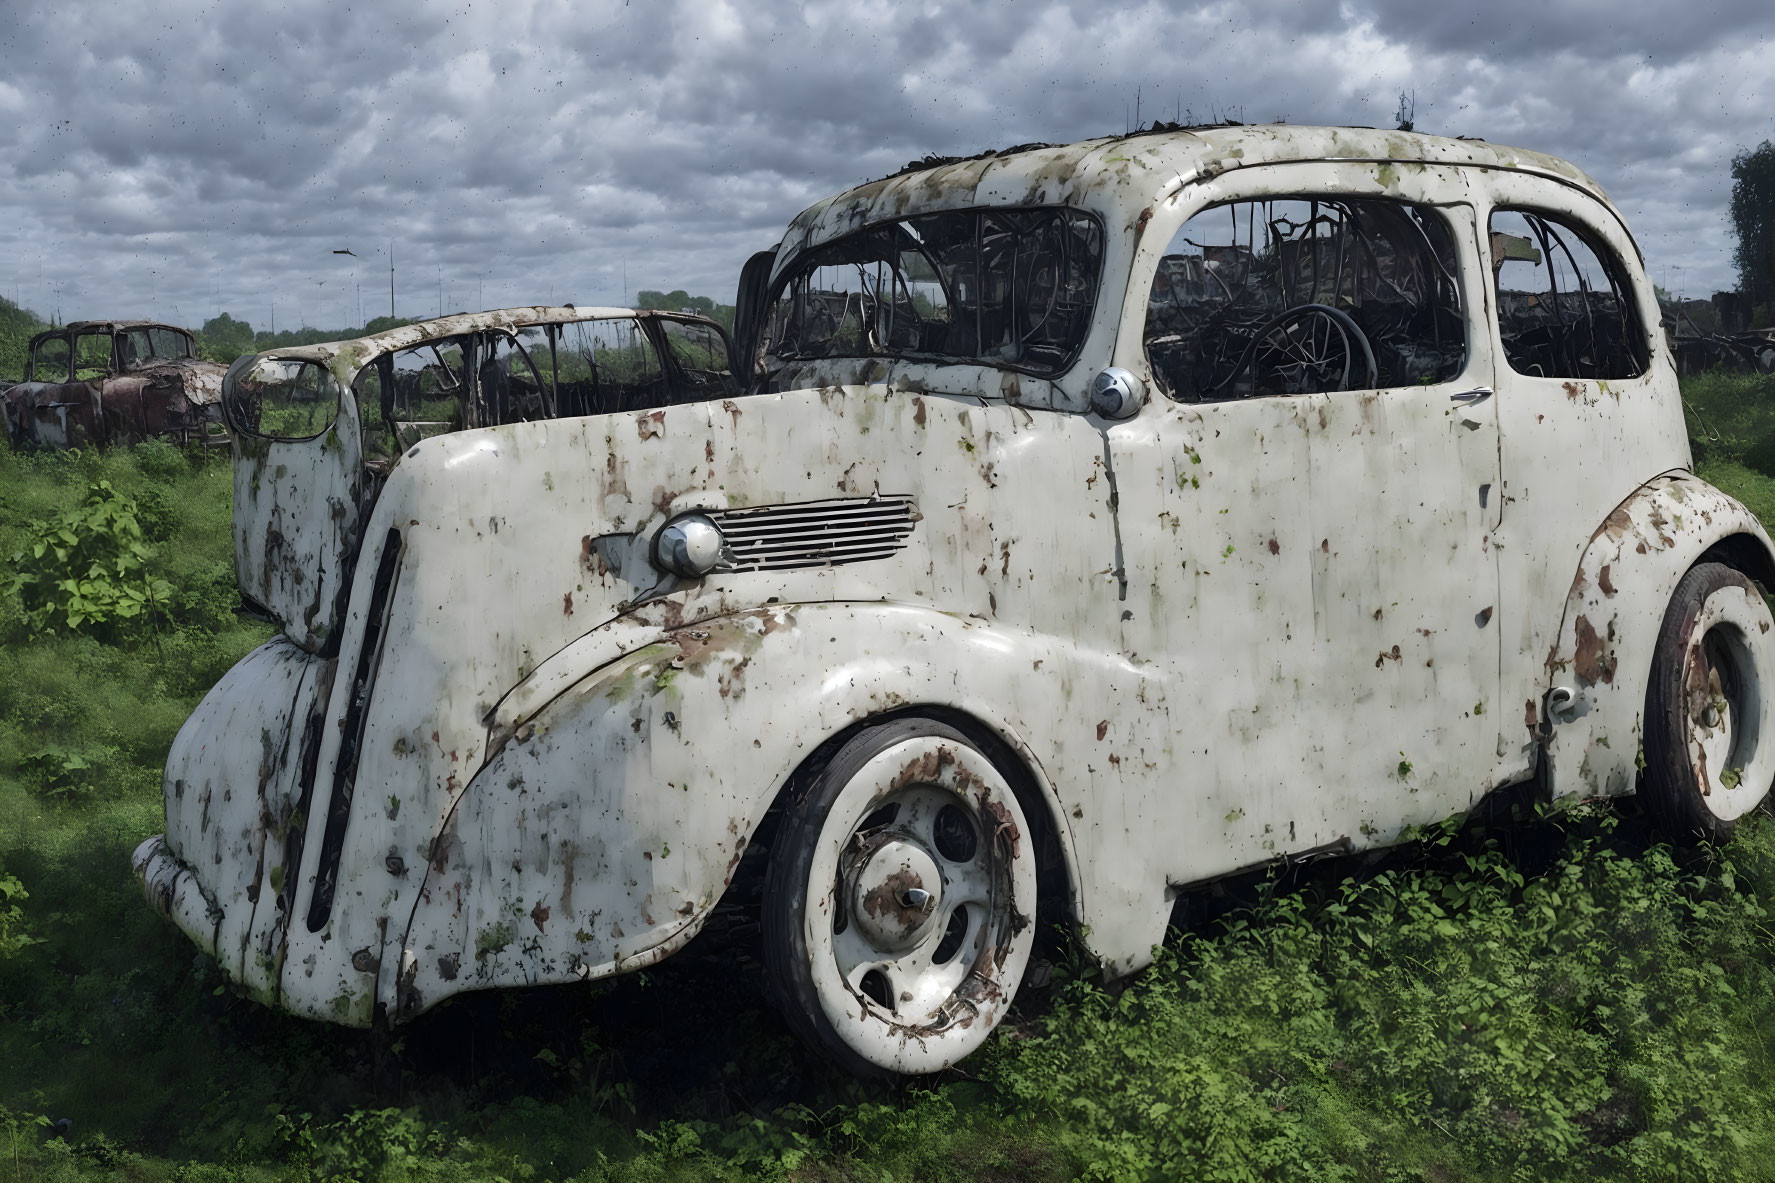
[390,602,1127,1020]
[1539,473,1775,798]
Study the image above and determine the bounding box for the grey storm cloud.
[0,0,1769,330]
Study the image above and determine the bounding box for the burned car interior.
[1490,209,1647,380]
[764,207,1103,380]
[1144,196,1467,401]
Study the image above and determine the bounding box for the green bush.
[0,869,36,959]
[3,479,173,637]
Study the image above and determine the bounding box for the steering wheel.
[1216,303,1379,397]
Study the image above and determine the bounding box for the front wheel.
[1643,562,1775,842]
[762,718,1038,1078]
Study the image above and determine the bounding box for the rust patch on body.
[531,901,551,932]
[1572,615,1617,685]
[1597,564,1616,597]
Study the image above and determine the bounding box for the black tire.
[762,717,1038,1079]
[1643,562,1775,842]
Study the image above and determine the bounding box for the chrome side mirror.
[1089,367,1143,420]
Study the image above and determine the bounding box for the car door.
[227,354,369,652]
[1473,171,1685,781]
[1110,162,1503,882]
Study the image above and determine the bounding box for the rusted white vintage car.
[136,128,1775,1078]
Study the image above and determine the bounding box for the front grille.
[709,495,918,572]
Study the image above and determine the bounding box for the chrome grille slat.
[721,522,915,545]
[709,496,917,572]
[717,508,910,529]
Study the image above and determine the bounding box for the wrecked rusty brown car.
[2,321,225,449]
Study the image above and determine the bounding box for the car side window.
[1488,209,1647,380]
[1145,196,1466,401]
[30,336,70,382]
[476,332,553,425]
[556,318,667,415]
[658,319,737,398]
[121,330,153,367]
[149,328,191,359]
[353,338,470,464]
[73,333,112,381]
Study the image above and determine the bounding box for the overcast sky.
[0,0,1769,332]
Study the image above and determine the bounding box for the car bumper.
[133,833,223,958]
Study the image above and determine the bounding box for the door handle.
[1450,386,1493,405]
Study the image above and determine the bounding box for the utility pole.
[437,264,443,318]
[389,241,396,319]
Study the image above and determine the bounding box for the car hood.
[128,357,226,405]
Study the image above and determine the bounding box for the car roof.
[34,320,191,338]
[776,124,1608,266]
[251,305,708,375]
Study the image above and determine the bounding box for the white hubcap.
[805,735,1036,1075]
[1683,584,1775,821]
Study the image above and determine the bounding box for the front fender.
[1540,473,1775,798]
[391,601,1144,1020]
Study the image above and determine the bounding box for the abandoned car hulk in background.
[2,320,225,448]
[135,127,1775,1079]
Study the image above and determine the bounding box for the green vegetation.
[2,378,1775,1179]
[0,298,49,383]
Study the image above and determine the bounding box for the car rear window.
[1489,208,1647,380]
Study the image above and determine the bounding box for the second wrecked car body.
[2,321,225,449]
[138,127,1775,1078]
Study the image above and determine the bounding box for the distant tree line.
[194,313,423,364]
[1733,141,1775,327]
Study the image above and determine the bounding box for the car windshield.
[765,207,1103,378]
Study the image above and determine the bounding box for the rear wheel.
[1643,562,1775,842]
[762,718,1037,1078]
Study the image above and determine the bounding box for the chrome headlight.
[653,512,725,578]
